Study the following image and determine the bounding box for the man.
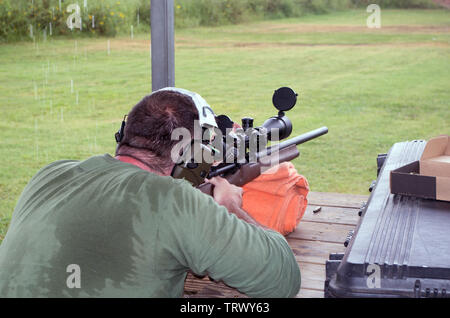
[0,88,300,297]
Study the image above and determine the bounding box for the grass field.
[0,9,449,241]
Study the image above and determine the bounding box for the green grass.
[275,8,450,25]
[1,9,449,241]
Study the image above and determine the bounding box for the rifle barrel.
[258,126,328,157]
[277,126,328,149]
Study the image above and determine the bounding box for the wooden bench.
[183,191,369,298]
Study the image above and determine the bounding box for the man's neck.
[115,155,168,176]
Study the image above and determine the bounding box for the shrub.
[0,0,140,42]
[4,0,439,43]
[350,0,438,8]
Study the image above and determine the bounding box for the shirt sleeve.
[166,183,301,298]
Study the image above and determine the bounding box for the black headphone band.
[115,115,127,143]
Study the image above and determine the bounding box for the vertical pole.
[151,0,175,92]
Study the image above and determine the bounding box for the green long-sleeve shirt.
[0,154,300,297]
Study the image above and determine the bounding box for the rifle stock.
[197,144,300,196]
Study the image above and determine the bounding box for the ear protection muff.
[115,115,127,143]
[170,141,217,186]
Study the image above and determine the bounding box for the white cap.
[153,87,218,129]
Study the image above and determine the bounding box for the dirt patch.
[227,41,450,49]
[175,37,449,49]
[84,38,151,52]
[76,24,449,54]
[248,24,450,34]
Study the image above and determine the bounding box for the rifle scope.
[212,87,302,168]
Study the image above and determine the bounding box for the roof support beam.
[150,0,175,91]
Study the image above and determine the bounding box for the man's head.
[116,90,199,174]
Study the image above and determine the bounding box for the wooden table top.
[183,191,369,298]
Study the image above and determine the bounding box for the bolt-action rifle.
[171,87,328,196]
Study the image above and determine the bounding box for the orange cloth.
[242,162,309,236]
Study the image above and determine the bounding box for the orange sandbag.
[242,162,309,236]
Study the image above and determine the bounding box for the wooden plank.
[296,288,324,298]
[308,192,368,209]
[298,262,325,291]
[287,221,355,244]
[184,262,325,298]
[302,204,360,226]
[288,239,346,265]
[184,273,246,298]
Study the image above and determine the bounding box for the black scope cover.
[272,87,297,112]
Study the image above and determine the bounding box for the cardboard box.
[390,135,450,202]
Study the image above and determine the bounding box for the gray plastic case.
[325,140,450,298]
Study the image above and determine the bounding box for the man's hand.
[206,177,243,213]
[206,177,270,231]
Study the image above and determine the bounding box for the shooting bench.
[183,191,369,298]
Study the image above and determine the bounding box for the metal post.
[151,0,175,91]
